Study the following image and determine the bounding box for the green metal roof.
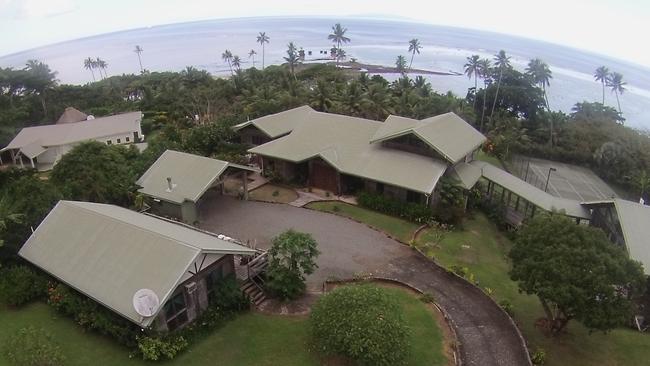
[250,111,447,194]
[370,113,486,163]
[19,201,256,327]
[450,162,482,189]
[582,199,650,274]
[232,105,314,138]
[473,161,591,219]
[136,150,258,204]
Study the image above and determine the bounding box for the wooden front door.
[310,160,339,193]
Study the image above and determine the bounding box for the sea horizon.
[2,16,649,128]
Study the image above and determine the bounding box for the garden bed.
[249,184,299,204]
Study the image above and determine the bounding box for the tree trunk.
[138,54,143,73]
[409,52,414,72]
[615,90,622,116]
[262,44,265,69]
[472,76,478,110]
[489,68,503,123]
[480,83,488,132]
[601,81,605,105]
[539,298,555,325]
[549,115,554,147]
[90,69,96,81]
[40,95,47,120]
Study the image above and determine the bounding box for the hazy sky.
[1,0,648,67]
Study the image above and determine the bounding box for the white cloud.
[0,0,77,20]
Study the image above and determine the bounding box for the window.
[163,292,188,331]
[116,138,121,144]
[125,136,130,142]
[106,140,112,145]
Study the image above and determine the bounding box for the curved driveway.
[199,196,531,366]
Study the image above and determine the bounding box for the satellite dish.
[133,289,160,317]
[86,115,95,120]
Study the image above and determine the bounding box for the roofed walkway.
[199,196,531,366]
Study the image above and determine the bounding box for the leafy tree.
[594,66,609,105]
[407,38,422,71]
[0,266,46,306]
[266,230,320,300]
[607,72,626,116]
[256,32,270,69]
[50,141,138,206]
[134,45,144,73]
[23,60,58,119]
[509,213,645,334]
[4,327,65,366]
[310,285,410,366]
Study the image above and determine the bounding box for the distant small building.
[1,110,143,171]
[136,150,259,224]
[19,200,257,331]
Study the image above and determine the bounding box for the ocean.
[2,16,649,128]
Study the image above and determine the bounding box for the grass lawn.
[416,212,650,366]
[249,184,298,204]
[306,201,419,242]
[0,287,447,366]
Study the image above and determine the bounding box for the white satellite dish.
[133,289,160,318]
[86,115,95,120]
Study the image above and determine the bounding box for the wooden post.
[507,191,512,207]
[10,149,16,164]
[515,196,520,211]
[336,172,342,196]
[29,157,35,169]
[500,187,506,203]
[242,171,249,200]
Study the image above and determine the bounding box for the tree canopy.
[509,213,645,334]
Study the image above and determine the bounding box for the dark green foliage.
[50,141,138,206]
[0,266,47,306]
[357,191,433,223]
[137,335,188,361]
[3,327,65,366]
[531,348,547,365]
[509,213,646,334]
[209,274,249,312]
[266,230,320,300]
[433,177,466,225]
[499,299,514,317]
[310,285,410,366]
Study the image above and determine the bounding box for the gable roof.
[473,161,591,219]
[370,113,486,163]
[2,111,142,152]
[136,150,258,204]
[19,201,256,327]
[232,105,314,138]
[582,199,650,274]
[57,107,88,124]
[450,162,482,189]
[250,111,447,194]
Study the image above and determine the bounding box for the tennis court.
[510,156,617,202]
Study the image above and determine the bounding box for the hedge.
[357,191,433,223]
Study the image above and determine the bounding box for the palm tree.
[478,58,492,132]
[256,32,270,69]
[328,23,350,65]
[594,66,610,105]
[84,57,96,81]
[231,55,242,72]
[395,55,407,75]
[336,48,346,63]
[134,45,144,73]
[525,58,552,109]
[607,72,626,115]
[464,55,481,109]
[284,42,299,79]
[489,50,511,122]
[408,39,422,72]
[222,50,234,75]
[361,83,393,120]
[96,58,108,79]
[248,49,257,68]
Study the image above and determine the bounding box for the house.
[582,199,650,275]
[18,200,257,331]
[136,150,259,223]
[1,110,143,171]
[236,106,485,205]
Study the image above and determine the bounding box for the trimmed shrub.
[0,266,47,306]
[137,335,188,361]
[357,191,433,223]
[266,230,320,300]
[310,285,410,366]
[3,327,65,366]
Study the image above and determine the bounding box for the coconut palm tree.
[464,55,481,109]
[594,66,610,105]
[336,48,346,64]
[284,42,299,79]
[256,32,270,69]
[134,45,144,73]
[328,23,350,65]
[231,55,242,72]
[84,57,96,81]
[395,55,407,75]
[478,58,492,132]
[407,39,422,72]
[222,50,234,75]
[96,58,108,79]
[489,50,511,122]
[525,58,552,109]
[607,72,626,116]
[248,49,257,68]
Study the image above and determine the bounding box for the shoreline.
[302,59,461,76]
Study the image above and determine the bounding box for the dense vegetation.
[266,230,320,300]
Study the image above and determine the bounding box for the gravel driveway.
[199,195,531,366]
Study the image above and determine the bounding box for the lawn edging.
[323,277,461,366]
